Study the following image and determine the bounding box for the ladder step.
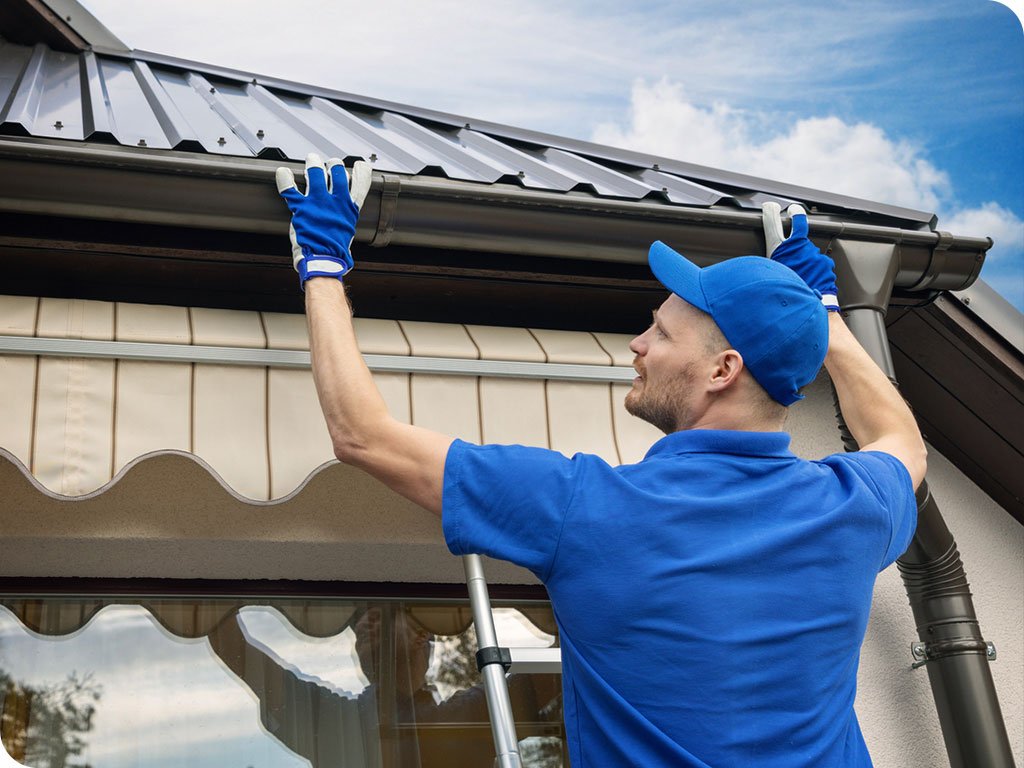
[506,647,562,674]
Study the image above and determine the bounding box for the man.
[276,154,925,767]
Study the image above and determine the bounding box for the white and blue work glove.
[762,202,840,311]
[276,153,372,288]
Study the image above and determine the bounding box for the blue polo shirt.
[442,429,916,767]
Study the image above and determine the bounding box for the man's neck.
[679,402,786,434]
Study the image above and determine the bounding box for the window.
[0,595,564,767]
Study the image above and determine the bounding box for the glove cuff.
[297,256,351,289]
[821,293,840,312]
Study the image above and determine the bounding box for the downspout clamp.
[829,238,1015,768]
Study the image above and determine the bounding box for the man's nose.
[629,335,646,355]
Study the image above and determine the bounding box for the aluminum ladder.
[463,554,563,768]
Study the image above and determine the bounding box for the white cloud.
[592,79,954,211]
[942,202,1024,253]
[945,202,1024,309]
[593,79,1024,310]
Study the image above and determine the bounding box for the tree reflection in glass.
[1,669,100,767]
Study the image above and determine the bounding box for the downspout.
[828,239,1015,768]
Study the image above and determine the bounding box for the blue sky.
[79,0,1024,310]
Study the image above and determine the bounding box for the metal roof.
[0,37,939,229]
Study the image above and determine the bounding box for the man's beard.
[625,362,701,435]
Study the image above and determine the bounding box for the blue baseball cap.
[648,241,828,405]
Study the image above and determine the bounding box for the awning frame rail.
[0,334,637,383]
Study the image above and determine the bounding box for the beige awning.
[0,294,662,582]
[0,294,660,500]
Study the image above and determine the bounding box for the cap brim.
[648,241,709,312]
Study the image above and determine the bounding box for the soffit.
[887,295,1024,522]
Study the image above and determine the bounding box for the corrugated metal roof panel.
[633,168,726,206]
[377,112,505,182]
[98,56,178,148]
[1,44,80,138]
[541,147,658,198]
[151,68,250,154]
[80,51,113,137]
[729,190,801,211]
[456,130,578,190]
[130,60,200,149]
[0,41,34,113]
[0,38,941,229]
[307,98,423,173]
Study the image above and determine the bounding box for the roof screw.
[53,120,63,130]
[369,153,378,162]
[517,171,525,178]
[66,15,72,21]
[209,87,216,94]
[662,186,668,193]
[464,122,471,129]
[986,642,997,660]
[217,137,226,146]
[138,139,147,147]
[256,129,265,139]
[652,163,660,171]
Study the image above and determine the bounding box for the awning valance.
[0,597,558,639]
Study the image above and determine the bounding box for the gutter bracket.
[910,637,996,669]
[370,174,401,247]
[908,230,980,293]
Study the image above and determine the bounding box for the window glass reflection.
[0,598,564,767]
[1,604,308,768]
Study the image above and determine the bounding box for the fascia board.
[952,281,1024,355]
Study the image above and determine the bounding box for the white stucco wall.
[790,373,1024,768]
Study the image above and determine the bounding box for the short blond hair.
[697,311,788,424]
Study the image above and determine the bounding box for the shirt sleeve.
[833,450,918,569]
[442,439,584,579]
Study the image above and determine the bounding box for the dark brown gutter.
[0,138,989,293]
[833,242,1014,768]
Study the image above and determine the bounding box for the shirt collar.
[643,429,794,460]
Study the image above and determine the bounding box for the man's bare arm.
[276,155,452,516]
[305,278,453,516]
[824,313,927,488]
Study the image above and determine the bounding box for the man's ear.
[708,349,744,392]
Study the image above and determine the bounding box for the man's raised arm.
[277,154,453,516]
[763,203,927,488]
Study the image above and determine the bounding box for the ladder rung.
[506,647,562,674]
